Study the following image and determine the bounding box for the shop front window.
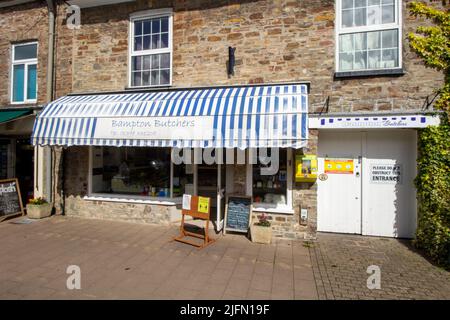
[91,146,191,198]
[252,149,289,208]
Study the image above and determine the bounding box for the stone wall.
[0,2,49,107]
[50,0,446,236]
[54,0,445,112]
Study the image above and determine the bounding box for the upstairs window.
[336,0,401,73]
[11,42,37,103]
[129,9,172,87]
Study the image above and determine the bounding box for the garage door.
[317,130,417,238]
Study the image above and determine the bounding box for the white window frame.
[335,0,402,72]
[248,148,294,215]
[11,42,38,104]
[128,8,173,88]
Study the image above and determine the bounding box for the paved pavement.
[310,232,450,300]
[1,216,449,300]
[0,216,316,300]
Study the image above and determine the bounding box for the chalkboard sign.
[0,179,24,222]
[224,195,252,234]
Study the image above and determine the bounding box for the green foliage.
[415,116,450,268]
[409,2,450,268]
[28,197,48,205]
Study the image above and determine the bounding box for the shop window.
[90,146,191,198]
[336,0,401,72]
[252,149,291,210]
[11,42,37,103]
[130,9,172,87]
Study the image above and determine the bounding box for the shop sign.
[94,116,214,140]
[370,164,402,184]
[0,178,24,222]
[324,159,354,174]
[309,115,440,129]
[224,195,252,234]
[175,195,215,249]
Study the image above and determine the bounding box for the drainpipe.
[46,0,56,207]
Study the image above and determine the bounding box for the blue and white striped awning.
[32,84,308,149]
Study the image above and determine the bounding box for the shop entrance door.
[15,138,35,205]
[216,164,226,231]
[317,131,362,234]
[362,130,417,238]
[197,158,226,233]
[317,130,417,238]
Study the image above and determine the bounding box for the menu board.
[0,179,24,221]
[224,195,252,234]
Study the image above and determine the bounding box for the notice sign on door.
[324,159,354,174]
[370,164,402,184]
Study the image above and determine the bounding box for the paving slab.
[3,216,447,300]
[310,232,450,300]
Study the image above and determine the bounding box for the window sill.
[10,101,38,105]
[124,85,172,92]
[334,68,404,79]
[84,194,181,206]
[252,206,294,215]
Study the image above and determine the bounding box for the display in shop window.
[253,149,287,205]
[91,146,192,198]
[295,154,317,182]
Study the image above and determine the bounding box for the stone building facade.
[0,1,54,204]
[0,1,50,106]
[11,0,446,240]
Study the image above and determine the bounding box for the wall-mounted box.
[295,155,317,182]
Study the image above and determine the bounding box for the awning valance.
[32,84,308,149]
[0,109,33,124]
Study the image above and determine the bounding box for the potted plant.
[26,197,52,219]
[250,213,272,244]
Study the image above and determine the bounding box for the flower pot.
[250,224,272,244]
[26,203,52,219]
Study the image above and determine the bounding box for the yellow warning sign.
[324,159,354,174]
[197,196,210,214]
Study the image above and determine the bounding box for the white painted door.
[317,131,362,234]
[362,130,417,238]
[317,129,417,238]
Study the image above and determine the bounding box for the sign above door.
[309,114,440,129]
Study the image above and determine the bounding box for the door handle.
[355,172,360,177]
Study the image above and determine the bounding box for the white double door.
[317,130,417,238]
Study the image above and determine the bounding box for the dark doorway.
[15,138,34,205]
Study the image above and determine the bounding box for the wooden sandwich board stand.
[0,178,24,222]
[223,195,252,235]
[173,195,215,249]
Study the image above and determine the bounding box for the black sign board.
[0,179,24,222]
[224,195,252,234]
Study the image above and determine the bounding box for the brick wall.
[0,2,49,107]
